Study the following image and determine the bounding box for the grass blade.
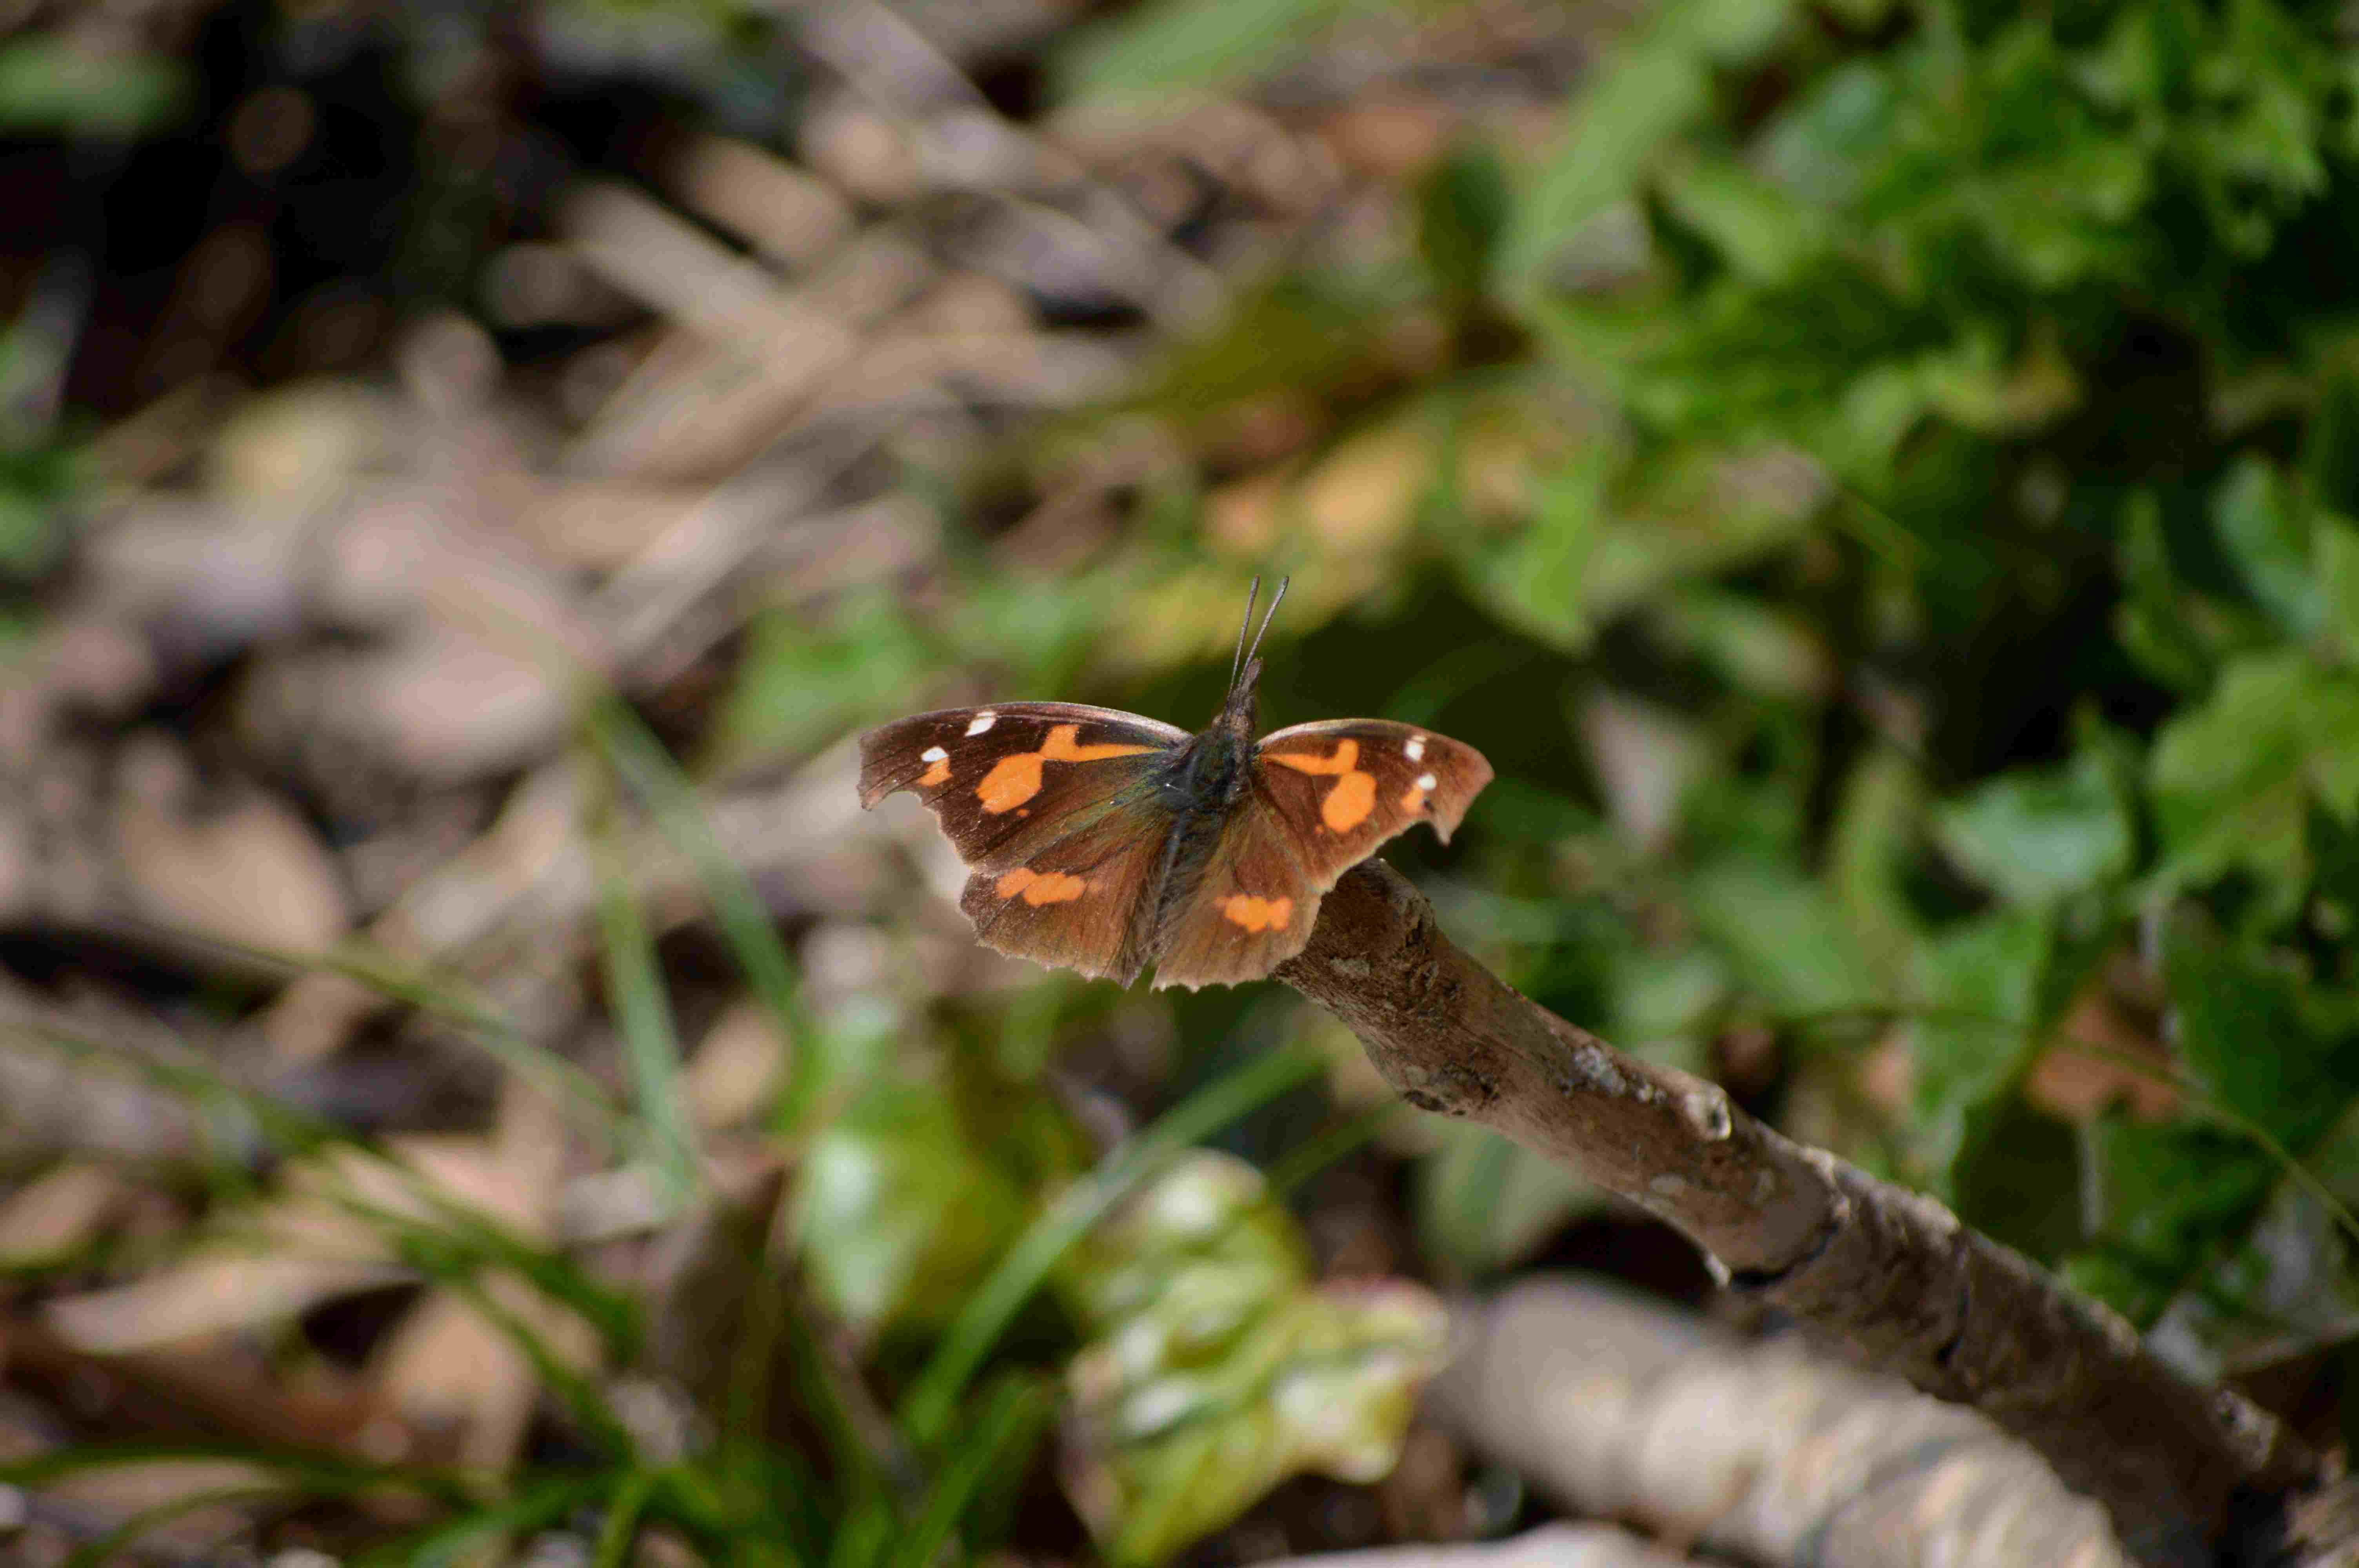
[585,697,835,1136]
[899,1044,1322,1443]
[591,1466,659,1568]
[586,758,704,1210]
[885,1374,1052,1568]
[354,1471,611,1568]
[111,923,627,1145]
[0,1445,479,1507]
[61,1485,293,1568]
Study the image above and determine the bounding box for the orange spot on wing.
[1267,740,1361,777]
[996,867,1087,905]
[978,755,1043,813]
[920,757,952,787]
[1399,782,1427,812]
[1218,894,1295,933]
[1322,771,1376,832]
[977,723,1155,814]
[1027,872,1086,904]
[1267,740,1376,832]
[1041,725,1154,764]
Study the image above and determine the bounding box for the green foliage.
[1011,0,2359,1394]
[1056,0,1350,102]
[1472,0,2359,1352]
[0,39,191,136]
[1060,1153,1447,1564]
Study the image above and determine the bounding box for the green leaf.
[2071,1119,2277,1327]
[2149,650,2359,902]
[1657,155,1825,283]
[2115,493,2221,693]
[2213,456,2324,641]
[2164,913,2359,1154]
[1686,860,1876,1015]
[2320,516,2359,665]
[898,1045,1321,1442]
[1418,145,1516,302]
[1935,750,2134,905]
[1911,908,2053,1189]
[1458,460,1606,650]
[1061,1152,1448,1566]
[1507,0,1805,290]
[792,1081,1031,1332]
[1757,60,1894,207]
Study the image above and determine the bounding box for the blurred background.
[5,0,2359,1562]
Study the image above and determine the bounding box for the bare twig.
[1434,1277,2126,1566]
[1274,862,2317,1568]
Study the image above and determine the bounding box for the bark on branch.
[1274,862,2319,1568]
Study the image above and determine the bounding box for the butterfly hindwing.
[858,703,1187,872]
[959,799,1171,984]
[1147,785,1319,990]
[1250,719,1493,884]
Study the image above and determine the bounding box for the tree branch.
[1274,862,2317,1568]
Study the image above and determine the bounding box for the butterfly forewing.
[1250,719,1493,884]
[858,703,1186,871]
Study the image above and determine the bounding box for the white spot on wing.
[1403,736,1425,761]
[921,746,948,762]
[1416,773,1437,792]
[965,711,998,735]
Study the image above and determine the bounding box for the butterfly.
[857,580,1493,989]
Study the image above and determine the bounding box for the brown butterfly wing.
[958,804,1170,984]
[1249,719,1492,882]
[860,703,1187,984]
[1147,784,1319,991]
[1150,720,1492,990]
[858,703,1187,872]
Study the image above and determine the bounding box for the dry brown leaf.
[1205,469,1289,557]
[0,1164,127,1268]
[2028,983,2179,1123]
[686,1001,789,1131]
[38,1457,279,1551]
[516,482,703,571]
[112,737,349,955]
[669,133,854,267]
[369,1085,585,1470]
[1297,423,1432,553]
[44,1256,411,1354]
[1321,98,1456,181]
[369,1270,599,1471]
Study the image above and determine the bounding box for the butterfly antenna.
[1229,575,1262,693]
[1244,575,1288,668]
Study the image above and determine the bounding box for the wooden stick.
[1275,862,2317,1568]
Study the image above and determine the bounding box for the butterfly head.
[1218,575,1287,733]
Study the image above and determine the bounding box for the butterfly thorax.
[1169,661,1262,809]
